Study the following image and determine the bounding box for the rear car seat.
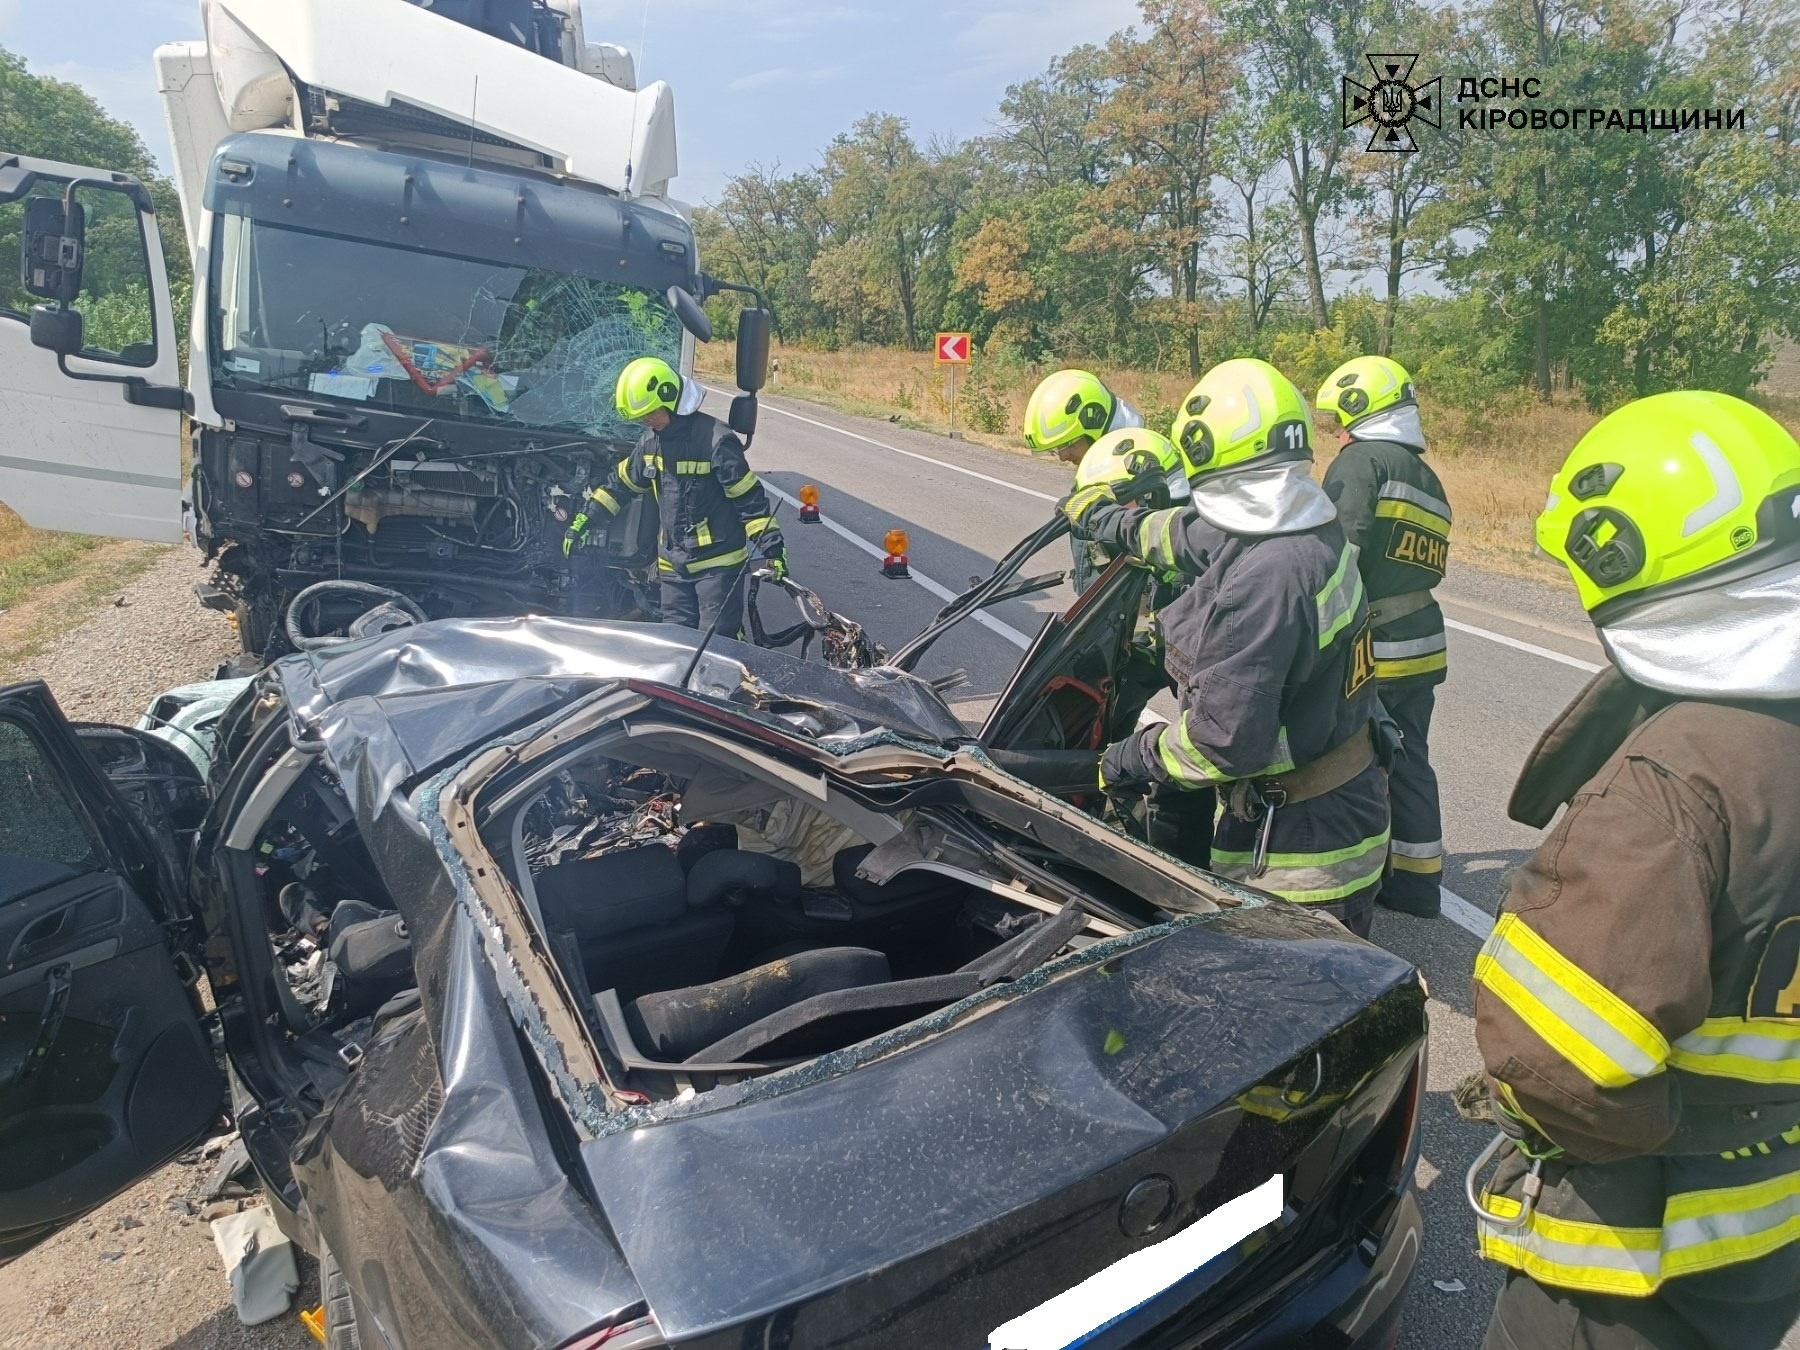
[534,843,733,1001]
[624,947,891,1060]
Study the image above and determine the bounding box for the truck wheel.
[320,1247,362,1350]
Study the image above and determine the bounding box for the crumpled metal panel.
[290,843,643,1347]
[273,615,964,766]
[583,903,1422,1342]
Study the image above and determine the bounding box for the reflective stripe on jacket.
[588,411,777,575]
[1321,437,1451,686]
[1082,501,1389,906]
[1474,688,1800,1295]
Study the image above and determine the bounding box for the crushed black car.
[0,554,1425,1348]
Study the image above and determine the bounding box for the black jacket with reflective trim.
[591,411,778,573]
[1322,437,1450,687]
[1083,503,1380,787]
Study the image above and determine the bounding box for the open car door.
[0,154,186,541]
[980,553,1157,754]
[0,683,220,1263]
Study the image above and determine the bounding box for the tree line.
[694,0,1797,410]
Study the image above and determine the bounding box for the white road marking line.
[1440,887,1497,940]
[759,399,1062,502]
[763,482,1037,649]
[763,397,1609,677]
[1443,618,1602,674]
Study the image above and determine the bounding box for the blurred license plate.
[988,1173,1284,1350]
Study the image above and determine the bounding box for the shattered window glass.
[211,216,683,440]
[0,721,102,904]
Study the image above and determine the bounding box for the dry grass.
[702,344,1800,574]
[0,504,166,673]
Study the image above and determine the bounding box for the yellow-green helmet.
[1074,428,1189,503]
[1537,391,1800,618]
[1170,359,1312,479]
[1024,369,1115,452]
[1316,355,1416,429]
[615,356,682,421]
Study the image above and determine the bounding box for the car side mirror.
[21,194,85,302]
[29,303,84,357]
[666,285,713,343]
[735,307,772,393]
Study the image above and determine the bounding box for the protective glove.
[1098,738,1147,793]
[562,510,592,557]
[757,527,789,580]
[1059,482,1117,536]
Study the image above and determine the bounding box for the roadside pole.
[935,331,971,441]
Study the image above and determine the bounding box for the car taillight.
[557,1314,664,1349]
[1386,1053,1425,1189]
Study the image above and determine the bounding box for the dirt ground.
[0,548,320,1350]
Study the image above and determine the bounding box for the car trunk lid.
[580,906,1424,1345]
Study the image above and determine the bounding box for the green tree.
[1075,0,1235,375]
[1222,0,1389,328]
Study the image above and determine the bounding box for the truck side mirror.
[666,285,713,343]
[736,307,772,393]
[21,194,85,302]
[29,303,84,357]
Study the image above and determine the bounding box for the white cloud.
[725,64,844,94]
[641,0,864,38]
[727,66,793,94]
[950,0,1140,77]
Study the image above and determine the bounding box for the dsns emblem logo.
[1343,53,1440,153]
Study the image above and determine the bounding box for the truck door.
[0,155,185,542]
[0,683,220,1263]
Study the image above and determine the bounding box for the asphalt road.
[716,386,1613,1349]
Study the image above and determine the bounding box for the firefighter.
[1063,358,1391,937]
[565,357,786,636]
[1023,369,1145,593]
[1469,390,1800,1349]
[1316,356,1451,918]
[1063,428,1212,868]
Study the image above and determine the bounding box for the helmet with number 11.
[1169,358,1314,482]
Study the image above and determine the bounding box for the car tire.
[320,1246,362,1350]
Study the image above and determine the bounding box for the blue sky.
[0,0,1142,203]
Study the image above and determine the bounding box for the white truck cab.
[0,0,769,659]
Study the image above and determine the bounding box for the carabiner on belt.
[1250,784,1285,879]
[1465,1131,1546,1231]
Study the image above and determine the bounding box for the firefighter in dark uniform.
[1064,358,1392,937]
[1063,428,1213,869]
[564,356,786,636]
[1468,391,1800,1349]
[1316,356,1452,918]
[1023,369,1146,594]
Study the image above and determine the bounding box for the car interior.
[243,720,1125,1107]
[472,724,1131,1102]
